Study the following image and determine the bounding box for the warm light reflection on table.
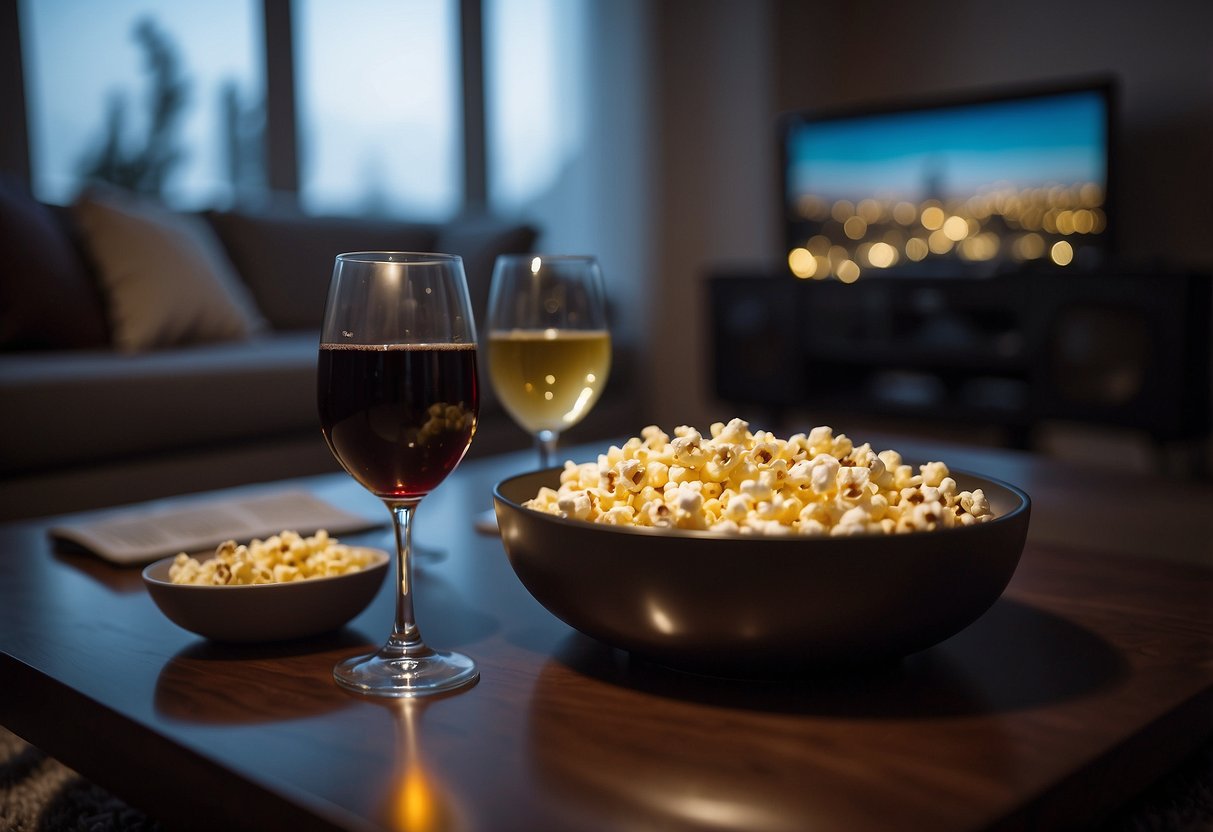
[386,699,461,832]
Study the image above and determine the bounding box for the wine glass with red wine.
[318,252,479,697]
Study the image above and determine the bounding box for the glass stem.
[535,430,559,469]
[386,499,426,655]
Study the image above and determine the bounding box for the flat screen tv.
[780,79,1115,280]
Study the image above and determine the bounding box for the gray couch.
[0,182,638,521]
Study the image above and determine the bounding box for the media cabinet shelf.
[708,269,1211,448]
[792,392,1034,427]
[800,346,1028,374]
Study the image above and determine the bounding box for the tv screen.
[781,80,1113,281]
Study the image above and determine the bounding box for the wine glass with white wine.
[476,255,610,530]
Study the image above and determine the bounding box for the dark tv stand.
[708,268,1211,457]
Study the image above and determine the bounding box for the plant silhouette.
[79,16,190,197]
[221,79,267,206]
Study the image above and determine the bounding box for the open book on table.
[49,490,385,565]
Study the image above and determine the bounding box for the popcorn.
[522,421,997,536]
[168,529,374,586]
[809,454,840,493]
[557,492,593,521]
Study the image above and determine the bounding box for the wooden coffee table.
[1,441,1210,831]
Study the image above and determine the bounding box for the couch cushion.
[205,210,440,330]
[0,178,110,350]
[434,219,539,338]
[71,188,267,352]
[434,219,538,413]
[0,332,322,475]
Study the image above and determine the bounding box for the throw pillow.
[0,178,110,350]
[71,188,266,351]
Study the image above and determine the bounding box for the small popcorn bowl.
[142,548,390,643]
[494,468,1030,676]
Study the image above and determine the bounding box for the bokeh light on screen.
[788,247,817,278]
[868,241,897,268]
[1051,240,1074,266]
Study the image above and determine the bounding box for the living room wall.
[649,0,780,433]
[645,0,1212,435]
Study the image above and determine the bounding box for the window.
[19,0,263,208]
[14,0,647,263]
[483,0,588,211]
[482,0,652,340]
[294,0,461,219]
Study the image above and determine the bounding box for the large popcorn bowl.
[494,468,1030,675]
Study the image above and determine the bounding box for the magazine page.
[49,490,384,565]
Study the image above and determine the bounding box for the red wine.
[318,343,478,499]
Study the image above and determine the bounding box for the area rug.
[0,728,160,832]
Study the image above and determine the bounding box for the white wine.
[488,329,611,433]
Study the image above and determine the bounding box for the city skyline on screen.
[787,89,1108,204]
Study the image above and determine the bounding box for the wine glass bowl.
[486,255,611,469]
[319,344,477,500]
[318,251,480,697]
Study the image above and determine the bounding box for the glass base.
[334,643,479,698]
